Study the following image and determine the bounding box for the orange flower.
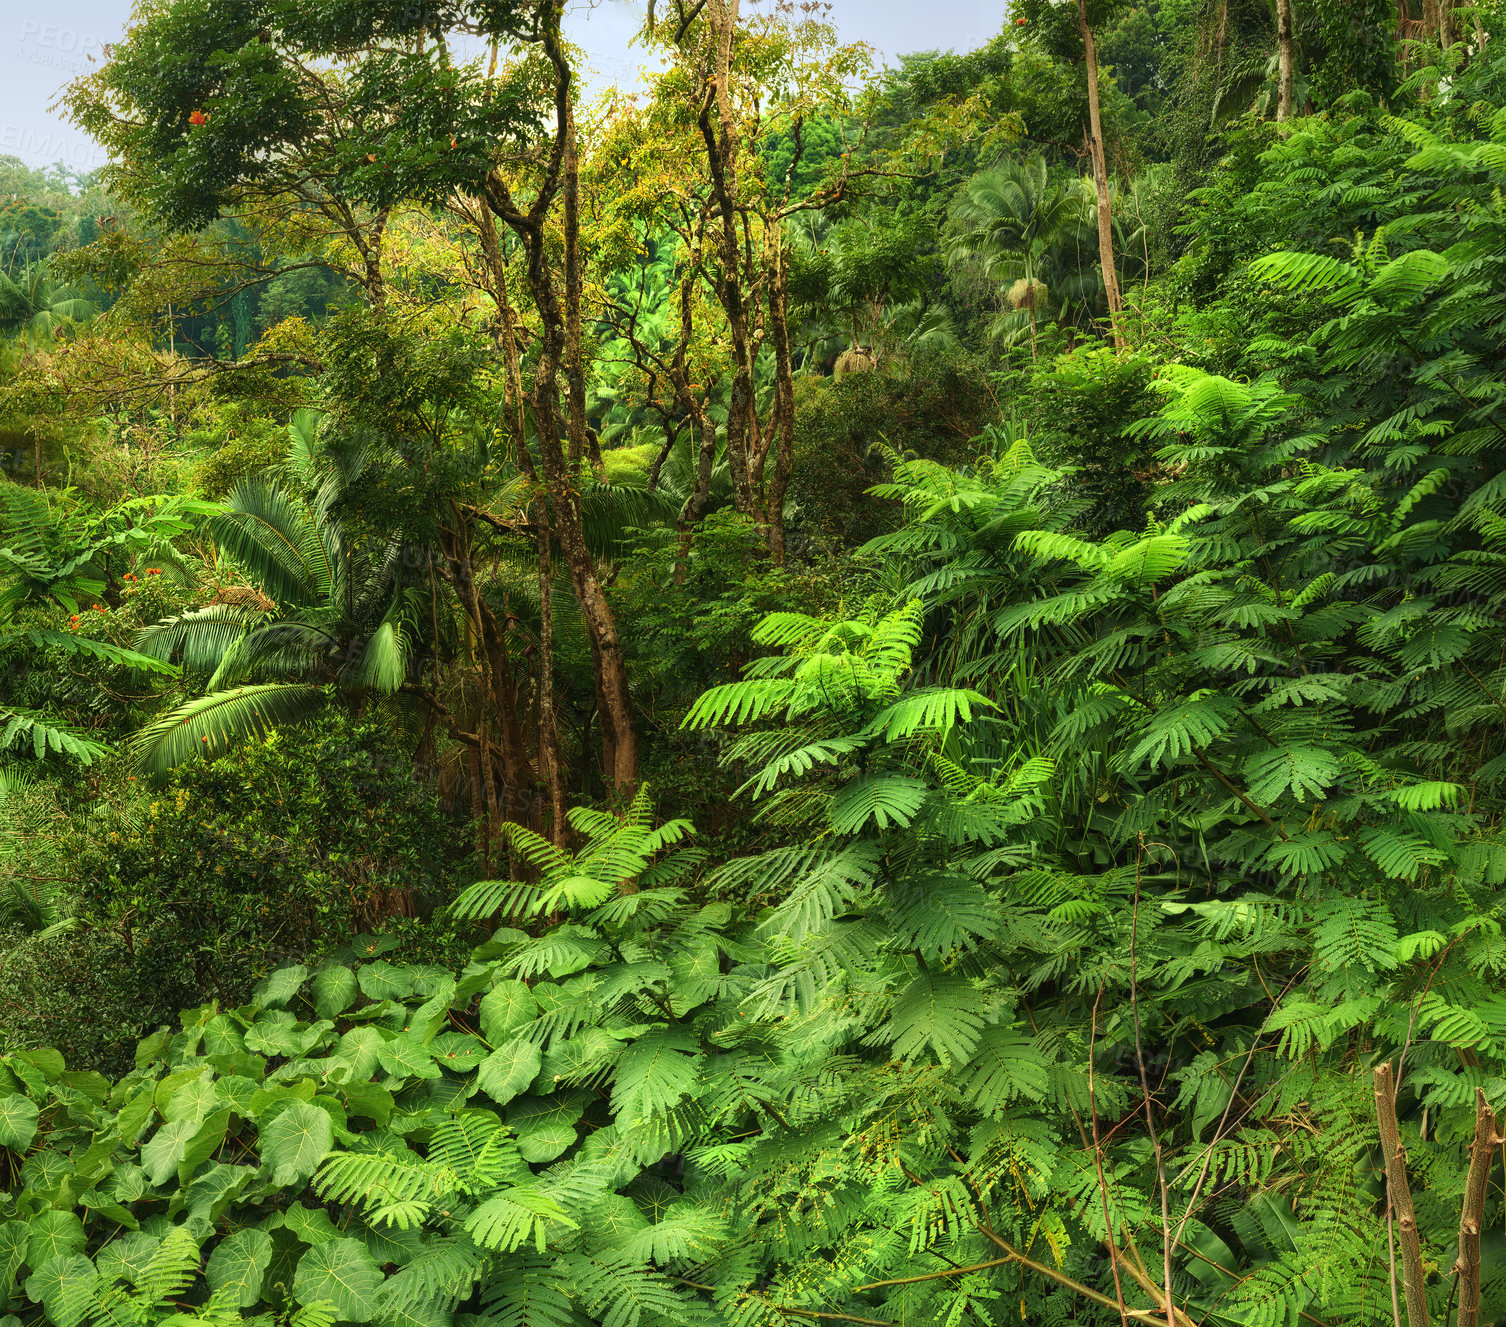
[189,110,207,126]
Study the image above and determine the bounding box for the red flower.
[147,568,161,576]
[189,110,207,126]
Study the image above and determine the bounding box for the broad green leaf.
[178,1108,231,1182]
[428,1032,486,1072]
[26,1211,87,1270]
[357,962,415,1001]
[314,966,359,1019]
[162,1078,218,1124]
[0,1221,28,1294]
[477,1038,542,1107]
[342,1081,394,1126]
[479,981,539,1042]
[18,1048,63,1081]
[183,1163,256,1233]
[328,1027,385,1085]
[261,1102,334,1187]
[24,1253,95,1327]
[0,1095,38,1151]
[206,1229,272,1308]
[376,1035,441,1082]
[507,1096,585,1165]
[292,1238,382,1322]
[260,964,309,1009]
[141,1119,200,1186]
[134,1030,171,1069]
[202,1014,246,1057]
[245,1019,314,1058]
[283,1203,340,1247]
[514,1122,576,1165]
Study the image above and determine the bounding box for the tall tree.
[1276,0,1296,119]
[66,0,642,796]
[1076,0,1124,344]
[608,0,870,565]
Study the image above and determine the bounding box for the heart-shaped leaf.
[292,1238,382,1322]
[206,1228,272,1308]
[260,1102,333,1187]
[477,1038,541,1107]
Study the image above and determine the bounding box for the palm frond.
[342,615,412,695]
[132,683,327,781]
[211,480,324,607]
[134,604,265,674]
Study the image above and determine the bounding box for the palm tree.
[946,157,1103,354]
[132,415,420,779]
[0,262,98,345]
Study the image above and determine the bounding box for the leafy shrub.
[189,409,288,500]
[789,345,993,549]
[44,715,476,1071]
[613,510,849,836]
[1018,346,1158,535]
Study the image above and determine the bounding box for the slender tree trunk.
[481,599,536,833]
[563,112,588,473]
[764,228,796,567]
[1375,1063,1430,1327]
[522,268,637,793]
[1275,0,1295,120]
[1077,0,1123,347]
[533,501,568,847]
[1454,1089,1499,1327]
[698,0,760,525]
[676,408,719,584]
[548,113,638,793]
[476,16,640,794]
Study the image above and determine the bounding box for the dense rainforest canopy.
[5,1,1506,1325]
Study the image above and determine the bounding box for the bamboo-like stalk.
[1374,1062,1430,1327]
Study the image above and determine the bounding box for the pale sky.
[2,1,1005,173]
